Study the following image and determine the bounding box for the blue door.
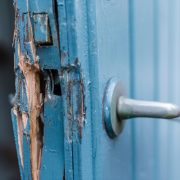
[84,0,180,180]
[12,0,180,180]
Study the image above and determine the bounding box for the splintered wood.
[18,40,43,180]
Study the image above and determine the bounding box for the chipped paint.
[22,112,28,129]
[12,0,87,179]
[13,0,65,178]
[61,59,86,141]
[13,108,24,168]
[33,13,52,46]
[16,10,43,180]
[13,108,29,169]
[18,46,43,180]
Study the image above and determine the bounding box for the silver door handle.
[117,97,180,119]
[103,78,180,138]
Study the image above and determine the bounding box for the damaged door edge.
[57,1,88,179]
[58,0,86,141]
[14,6,44,180]
[12,108,29,168]
[59,59,86,180]
[56,0,86,179]
[60,60,86,142]
[13,0,87,179]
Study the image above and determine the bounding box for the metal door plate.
[103,78,124,138]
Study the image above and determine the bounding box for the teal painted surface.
[12,0,64,179]
[87,0,180,180]
[58,1,94,179]
[93,1,132,179]
[40,96,64,179]
[12,0,180,180]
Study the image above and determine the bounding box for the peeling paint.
[13,108,24,168]
[13,108,29,170]
[22,111,28,129]
[13,0,87,179]
[61,59,86,141]
[16,10,44,180]
[33,13,52,46]
[18,45,43,180]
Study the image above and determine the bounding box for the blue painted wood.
[131,0,157,180]
[156,1,170,180]
[12,0,180,180]
[94,1,133,179]
[12,0,64,179]
[40,96,64,179]
[16,0,61,69]
[76,0,180,180]
[11,111,24,179]
[157,1,180,180]
[57,1,94,179]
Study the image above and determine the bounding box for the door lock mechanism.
[103,78,180,138]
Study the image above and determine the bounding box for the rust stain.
[77,78,85,138]
[62,60,86,141]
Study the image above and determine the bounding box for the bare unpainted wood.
[17,10,43,179]
[13,109,29,168]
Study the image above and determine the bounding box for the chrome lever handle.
[103,78,180,138]
[117,97,180,119]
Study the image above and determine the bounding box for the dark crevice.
[51,69,61,96]
[53,0,60,48]
[43,69,61,96]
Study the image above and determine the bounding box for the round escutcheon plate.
[103,77,125,138]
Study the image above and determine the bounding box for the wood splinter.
[18,42,43,180]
